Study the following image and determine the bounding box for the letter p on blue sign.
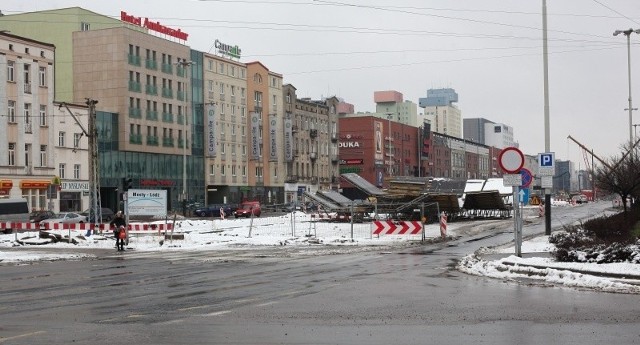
[539,153,555,167]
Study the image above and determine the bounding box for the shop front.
[20,179,51,211]
[0,180,13,197]
[60,181,89,212]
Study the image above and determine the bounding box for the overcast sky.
[4,0,640,166]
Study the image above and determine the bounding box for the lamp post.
[614,28,640,143]
[175,59,192,216]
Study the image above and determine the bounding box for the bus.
[0,198,30,233]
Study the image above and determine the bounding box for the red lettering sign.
[121,11,189,41]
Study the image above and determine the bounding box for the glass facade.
[97,110,205,213]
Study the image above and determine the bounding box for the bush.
[582,208,640,243]
[550,222,640,263]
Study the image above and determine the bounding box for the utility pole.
[542,0,552,235]
[86,99,100,230]
[60,100,100,229]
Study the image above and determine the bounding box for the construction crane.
[566,135,613,170]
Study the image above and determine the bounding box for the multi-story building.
[338,116,420,196]
[373,90,419,126]
[0,32,57,210]
[201,51,250,204]
[419,88,462,138]
[72,26,198,211]
[282,85,340,201]
[0,7,141,102]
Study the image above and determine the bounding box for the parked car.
[40,212,88,229]
[234,201,261,218]
[194,204,236,218]
[29,210,56,224]
[80,208,115,222]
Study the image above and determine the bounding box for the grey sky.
[4,0,640,167]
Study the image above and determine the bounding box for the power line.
[591,0,640,26]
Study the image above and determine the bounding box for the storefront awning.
[0,179,13,189]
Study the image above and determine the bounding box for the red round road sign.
[520,168,533,188]
[498,147,525,173]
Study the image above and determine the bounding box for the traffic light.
[123,177,133,191]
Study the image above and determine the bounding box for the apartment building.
[0,32,56,210]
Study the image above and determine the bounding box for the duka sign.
[121,11,189,41]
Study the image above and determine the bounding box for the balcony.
[145,59,157,70]
[230,95,236,103]
[331,132,338,142]
[146,136,159,146]
[291,125,298,133]
[162,137,174,147]
[310,177,318,184]
[220,93,226,101]
[145,84,158,95]
[128,81,141,93]
[146,110,158,121]
[162,112,174,123]
[177,90,185,101]
[177,114,185,125]
[161,63,173,74]
[331,157,339,164]
[310,129,318,138]
[129,133,142,144]
[178,138,188,148]
[208,91,215,100]
[285,175,298,183]
[241,97,246,105]
[310,152,317,160]
[162,88,173,99]
[176,66,186,77]
[24,123,32,133]
[128,54,141,66]
[128,107,142,119]
[24,83,32,94]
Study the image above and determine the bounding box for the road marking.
[256,301,278,307]
[0,331,45,343]
[202,310,231,317]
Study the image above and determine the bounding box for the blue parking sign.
[539,153,554,167]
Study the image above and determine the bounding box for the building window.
[74,164,81,179]
[219,62,224,74]
[81,22,90,31]
[39,66,46,87]
[8,143,15,166]
[221,142,225,154]
[23,64,31,92]
[231,66,235,77]
[286,94,291,104]
[58,132,65,147]
[59,163,66,179]
[39,105,47,126]
[7,61,15,82]
[24,103,31,125]
[220,82,225,95]
[74,133,82,148]
[208,59,213,71]
[8,100,16,123]
[253,73,262,84]
[242,165,246,176]
[40,145,47,167]
[231,165,236,176]
[209,164,215,176]
[221,165,226,176]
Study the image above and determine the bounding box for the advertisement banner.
[284,116,293,162]
[251,112,261,159]
[421,123,431,160]
[374,121,383,162]
[269,114,277,161]
[127,189,167,217]
[206,103,216,157]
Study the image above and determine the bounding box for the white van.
[0,198,30,233]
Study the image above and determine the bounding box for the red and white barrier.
[372,220,422,235]
[538,204,545,217]
[439,212,447,239]
[0,222,173,232]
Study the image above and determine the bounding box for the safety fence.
[0,222,173,232]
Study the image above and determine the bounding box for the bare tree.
[594,143,640,215]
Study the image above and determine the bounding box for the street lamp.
[175,59,192,216]
[613,28,640,143]
[634,123,640,138]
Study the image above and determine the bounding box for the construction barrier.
[439,212,447,239]
[538,204,545,217]
[0,222,173,232]
[372,220,422,235]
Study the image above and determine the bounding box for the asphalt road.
[1,201,639,345]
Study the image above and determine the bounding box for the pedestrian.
[110,211,126,251]
[220,207,225,220]
[116,225,126,251]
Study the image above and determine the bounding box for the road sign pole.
[513,186,522,257]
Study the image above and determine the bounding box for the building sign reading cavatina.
[215,39,241,59]
[121,11,189,41]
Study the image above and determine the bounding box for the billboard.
[205,103,216,157]
[284,116,293,162]
[269,114,277,161]
[250,112,261,159]
[127,189,167,216]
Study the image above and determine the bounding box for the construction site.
[303,173,514,223]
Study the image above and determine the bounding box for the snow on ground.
[2,209,639,294]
